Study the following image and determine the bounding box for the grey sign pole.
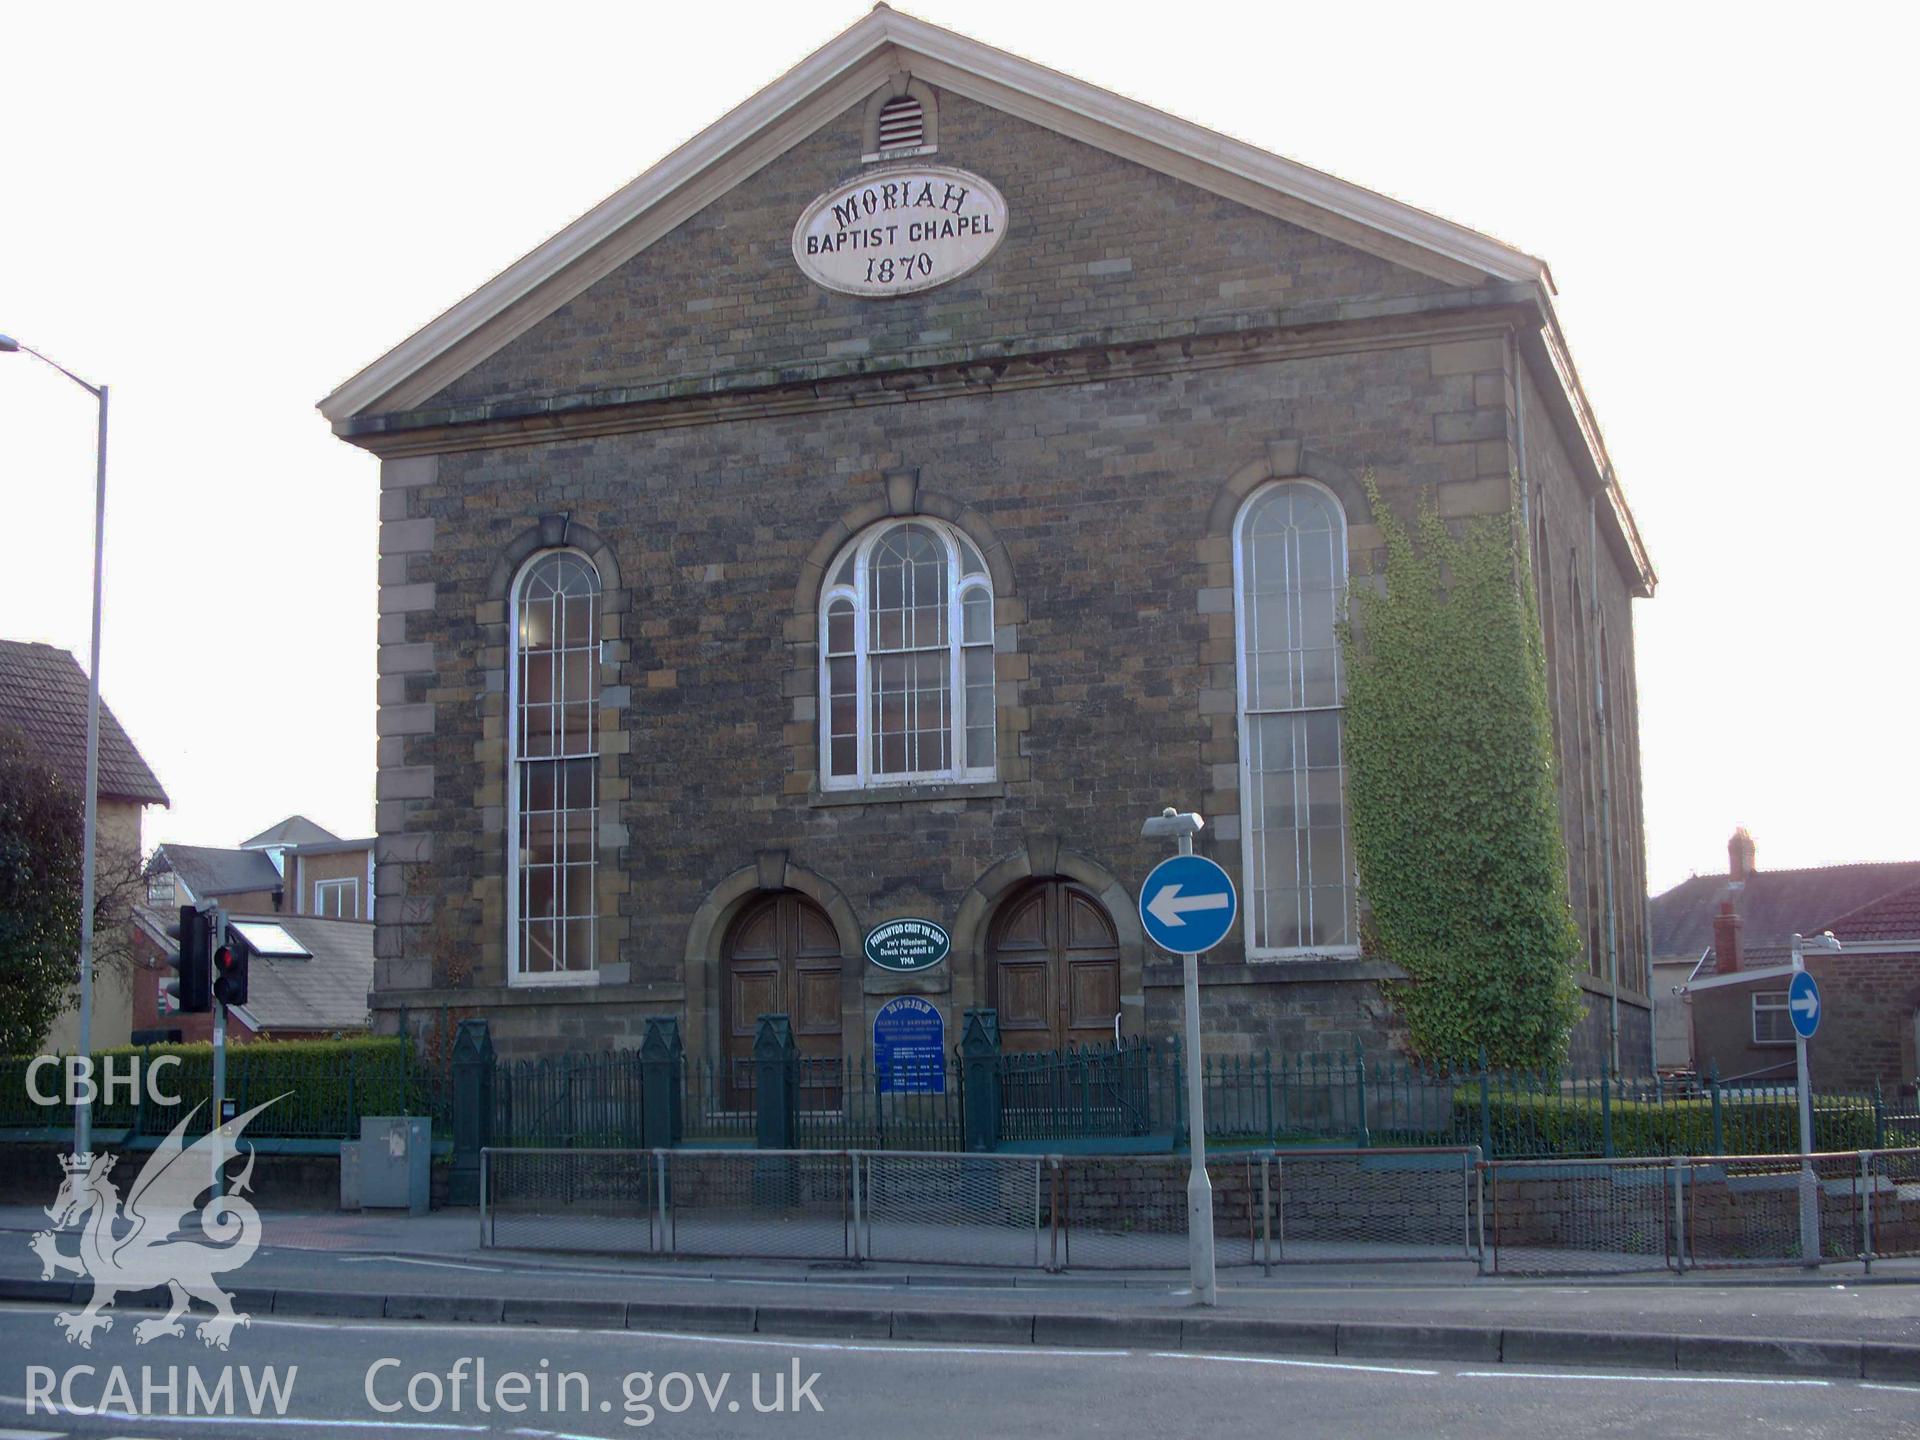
[1176,826,1216,1307]
[1791,933,1814,1266]
[1141,808,1216,1306]
[1789,931,1842,1267]
[212,907,228,1194]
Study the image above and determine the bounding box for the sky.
[2,1,1915,894]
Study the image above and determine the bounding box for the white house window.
[510,550,601,980]
[820,519,994,789]
[1234,480,1357,956]
[313,877,358,919]
[1753,991,1794,1045]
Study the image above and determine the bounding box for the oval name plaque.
[864,917,952,973]
[792,166,1008,298]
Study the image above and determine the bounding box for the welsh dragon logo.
[30,1097,281,1349]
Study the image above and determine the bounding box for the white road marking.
[1150,1351,1437,1377]
[0,1427,62,1439]
[334,1256,502,1273]
[624,1327,1128,1358]
[0,1396,483,1431]
[1456,1369,1832,1387]
[1862,1383,1920,1394]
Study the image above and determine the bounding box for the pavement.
[0,1203,1916,1388]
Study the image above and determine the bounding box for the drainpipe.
[1510,332,1529,549]
[1645,893,1657,1074]
[1590,496,1621,1072]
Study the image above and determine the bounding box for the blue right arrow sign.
[1788,969,1821,1040]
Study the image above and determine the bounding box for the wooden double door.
[723,892,844,1107]
[988,879,1122,1053]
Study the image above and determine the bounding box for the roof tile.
[0,640,168,806]
[1650,861,1920,961]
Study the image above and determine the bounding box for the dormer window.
[862,79,938,161]
[876,95,924,152]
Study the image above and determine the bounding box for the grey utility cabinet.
[357,1116,431,1214]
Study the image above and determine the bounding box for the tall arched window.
[1234,481,1356,956]
[1570,566,1601,975]
[508,550,601,981]
[820,519,994,789]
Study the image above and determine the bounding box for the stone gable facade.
[335,23,1654,1071]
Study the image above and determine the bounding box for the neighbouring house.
[1683,885,1920,1101]
[128,907,375,1042]
[148,816,375,921]
[322,9,1656,1072]
[0,639,170,1052]
[1650,827,1920,1090]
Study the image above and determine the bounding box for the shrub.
[1452,1088,1877,1158]
[1341,478,1582,1069]
[0,1036,439,1139]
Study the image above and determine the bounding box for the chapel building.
[323,8,1656,1072]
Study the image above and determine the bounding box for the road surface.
[0,1302,1911,1438]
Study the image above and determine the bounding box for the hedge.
[1452,1089,1878,1159]
[0,1036,444,1140]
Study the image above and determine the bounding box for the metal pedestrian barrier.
[1270,1148,1482,1264]
[1484,1156,1679,1275]
[481,1144,1920,1277]
[861,1152,1047,1267]
[485,1147,659,1255]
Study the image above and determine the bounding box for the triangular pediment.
[320,6,1548,426]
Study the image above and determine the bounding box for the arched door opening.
[987,879,1121,1054]
[721,891,844,1108]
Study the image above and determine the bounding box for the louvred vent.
[877,95,924,151]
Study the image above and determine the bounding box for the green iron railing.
[13,1033,1874,1163]
[999,1039,1173,1145]
[489,1050,966,1152]
[480,1039,1884,1160]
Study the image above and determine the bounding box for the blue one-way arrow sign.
[1139,854,1237,956]
[1789,969,1821,1040]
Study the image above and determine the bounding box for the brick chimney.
[1728,826,1756,884]
[1712,900,1743,974]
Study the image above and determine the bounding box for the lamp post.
[1789,929,1842,1267]
[0,334,108,1162]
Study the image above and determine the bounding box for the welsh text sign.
[864,917,951,973]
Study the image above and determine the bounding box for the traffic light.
[212,923,249,1008]
[164,905,212,1013]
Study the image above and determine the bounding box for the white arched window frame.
[1232,479,1359,959]
[506,549,602,985]
[818,518,995,790]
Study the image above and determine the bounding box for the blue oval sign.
[864,918,950,973]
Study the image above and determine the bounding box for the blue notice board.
[873,996,946,1094]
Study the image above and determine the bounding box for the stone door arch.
[987,879,1122,1054]
[721,891,843,1106]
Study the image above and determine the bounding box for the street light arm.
[0,335,103,397]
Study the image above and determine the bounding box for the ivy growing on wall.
[1340,473,1583,1070]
